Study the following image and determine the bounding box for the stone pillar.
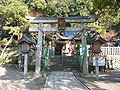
[24,53,28,79]
[81,29,88,75]
[34,23,43,77]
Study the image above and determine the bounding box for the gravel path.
[0,65,46,90]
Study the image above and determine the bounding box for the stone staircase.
[46,55,80,72]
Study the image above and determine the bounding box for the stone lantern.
[90,33,106,54]
[18,34,35,79]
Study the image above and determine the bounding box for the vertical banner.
[45,47,50,68]
[80,44,87,71]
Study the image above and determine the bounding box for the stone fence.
[106,55,120,69]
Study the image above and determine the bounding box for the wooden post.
[34,23,43,77]
[81,29,88,75]
[24,53,28,79]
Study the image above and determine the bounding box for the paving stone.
[44,71,88,90]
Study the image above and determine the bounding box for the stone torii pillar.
[34,23,43,77]
[81,29,89,75]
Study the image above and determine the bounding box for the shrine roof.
[90,33,106,44]
[57,31,81,40]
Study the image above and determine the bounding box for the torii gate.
[26,16,97,77]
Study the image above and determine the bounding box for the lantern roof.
[90,32,106,44]
[18,34,36,45]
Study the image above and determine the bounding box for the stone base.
[34,73,42,78]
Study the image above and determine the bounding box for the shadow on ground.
[0,64,46,90]
[76,70,120,90]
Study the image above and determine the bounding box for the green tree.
[27,0,83,17]
[77,0,120,33]
[0,0,29,62]
[0,0,29,39]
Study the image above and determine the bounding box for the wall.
[106,55,120,69]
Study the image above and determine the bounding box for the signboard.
[89,56,106,66]
[58,17,66,30]
[92,56,106,66]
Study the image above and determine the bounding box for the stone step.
[46,55,80,71]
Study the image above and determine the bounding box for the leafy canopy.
[0,0,29,37]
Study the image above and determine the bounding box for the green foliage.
[76,0,120,33]
[92,0,120,28]
[28,0,47,10]
[0,47,19,63]
[88,23,106,34]
[93,0,120,11]
[46,0,71,17]
[28,0,84,17]
[110,21,120,31]
[0,0,29,63]
[0,58,6,63]
[0,0,29,37]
